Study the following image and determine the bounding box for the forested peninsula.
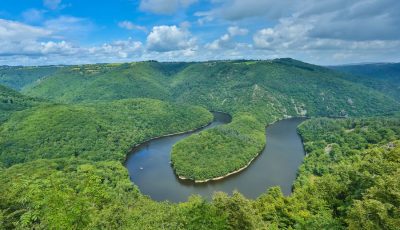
[0,59,399,229]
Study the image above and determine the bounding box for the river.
[125,112,306,202]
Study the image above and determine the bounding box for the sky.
[0,0,399,66]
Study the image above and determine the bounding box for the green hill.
[22,63,173,102]
[0,98,212,167]
[1,59,400,229]
[0,65,59,90]
[170,59,398,119]
[330,63,400,101]
[168,59,399,180]
[1,116,399,229]
[0,84,42,122]
[18,59,400,180]
[23,59,399,118]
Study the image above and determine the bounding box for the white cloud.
[39,41,79,55]
[0,19,51,41]
[251,16,400,64]
[140,0,197,14]
[0,19,56,56]
[0,17,93,56]
[43,0,62,10]
[0,19,144,64]
[206,34,230,50]
[253,19,311,50]
[43,16,94,40]
[228,26,248,36]
[197,0,400,41]
[118,21,147,32]
[194,11,214,25]
[147,25,196,52]
[306,4,400,41]
[0,40,77,57]
[0,38,144,65]
[88,39,143,59]
[22,9,45,23]
[205,26,248,50]
[253,29,275,49]
[1,0,400,66]
[238,0,400,65]
[179,21,191,29]
[196,0,295,22]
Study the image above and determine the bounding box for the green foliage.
[175,195,228,229]
[170,59,398,119]
[0,84,42,122]
[0,158,230,229]
[23,62,172,102]
[172,113,265,180]
[281,117,400,229]
[331,63,400,101]
[18,59,400,179]
[346,169,400,230]
[0,65,59,90]
[213,191,262,229]
[1,60,400,229]
[169,57,398,180]
[0,98,212,167]
[0,158,140,229]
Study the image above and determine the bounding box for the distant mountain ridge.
[0,59,399,229]
[330,62,400,101]
[0,84,42,122]
[0,58,395,118]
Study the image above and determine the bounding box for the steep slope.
[19,59,400,180]
[170,59,400,180]
[0,98,212,167]
[1,60,400,229]
[0,84,42,122]
[0,65,59,90]
[23,59,399,118]
[23,62,172,102]
[171,59,399,119]
[1,116,399,229]
[330,63,400,101]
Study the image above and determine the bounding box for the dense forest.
[0,59,399,229]
[2,59,398,180]
[0,66,60,91]
[0,85,43,122]
[0,98,212,167]
[330,63,400,101]
[1,115,399,229]
[172,113,265,181]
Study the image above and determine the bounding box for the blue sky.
[0,0,399,65]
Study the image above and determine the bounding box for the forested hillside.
[290,117,400,229]
[0,66,59,90]
[0,59,399,229]
[21,63,172,102]
[171,59,398,119]
[13,59,399,181]
[0,98,212,167]
[0,84,42,122]
[1,116,399,229]
[21,59,399,118]
[172,113,265,181]
[330,63,400,101]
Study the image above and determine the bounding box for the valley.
[127,114,306,202]
[0,59,399,229]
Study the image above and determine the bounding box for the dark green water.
[125,113,306,202]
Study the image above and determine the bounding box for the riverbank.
[126,117,307,202]
[175,116,308,183]
[177,153,260,183]
[125,119,214,162]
